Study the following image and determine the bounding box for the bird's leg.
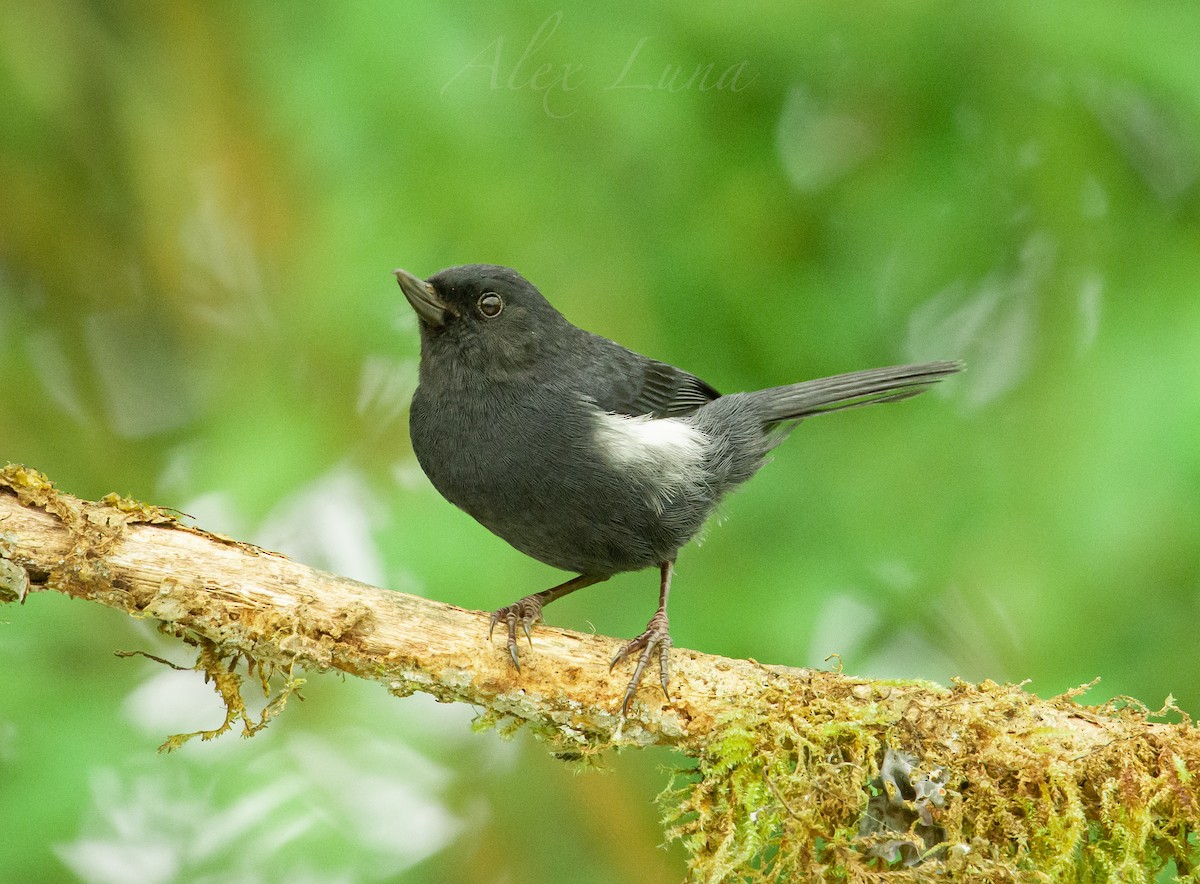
[610,560,674,717]
[488,574,607,670]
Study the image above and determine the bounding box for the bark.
[3,463,1198,880]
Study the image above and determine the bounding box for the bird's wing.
[599,355,722,418]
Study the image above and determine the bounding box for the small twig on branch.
[2,462,1198,880]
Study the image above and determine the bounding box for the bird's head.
[394,264,570,377]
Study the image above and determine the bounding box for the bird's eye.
[478,292,504,318]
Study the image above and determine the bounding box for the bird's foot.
[610,610,672,717]
[485,574,607,672]
[488,595,544,671]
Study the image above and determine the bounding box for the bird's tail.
[748,361,963,425]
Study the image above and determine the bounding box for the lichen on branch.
[2,462,1199,881]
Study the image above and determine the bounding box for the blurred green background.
[3,2,1200,881]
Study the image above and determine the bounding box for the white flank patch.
[592,411,708,512]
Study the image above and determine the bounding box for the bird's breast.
[408,383,719,574]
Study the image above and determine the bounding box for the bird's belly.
[410,394,713,575]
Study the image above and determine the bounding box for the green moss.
[119,636,307,752]
[658,679,1200,881]
[8,463,1200,878]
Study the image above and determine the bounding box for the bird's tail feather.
[748,361,963,425]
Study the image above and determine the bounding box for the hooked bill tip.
[393,267,451,326]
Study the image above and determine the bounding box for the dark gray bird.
[395,264,960,715]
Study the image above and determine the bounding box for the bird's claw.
[488,596,544,671]
[610,611,672,717]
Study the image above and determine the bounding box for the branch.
[3,463,1198,879]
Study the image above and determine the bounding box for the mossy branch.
[2,463,1199,881]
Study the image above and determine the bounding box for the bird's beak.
[393,268,452,327]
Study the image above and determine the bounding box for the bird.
[394,264,961,716]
